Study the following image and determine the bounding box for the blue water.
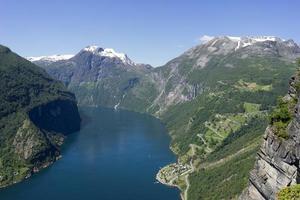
[0,107,179,200]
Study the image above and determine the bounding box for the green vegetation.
[158,56,299,199]
[235,79,272,92]
[145,55,297,199]
[190,149,257,200]
[38,40,299,199]
[0,45,72,117]
[188,117,267,200]
[158,56,297,199]
[269,97,295,139]
[277,184,300,200]
[0,45,78,187]
[244,102,261,113]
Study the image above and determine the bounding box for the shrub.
[269,97,293,139]
[277,184,300,200]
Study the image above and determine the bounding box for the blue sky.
[1,0,299,66]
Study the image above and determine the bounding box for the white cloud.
[199,35,214,43]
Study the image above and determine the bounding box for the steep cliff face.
[241,72,300,200]
[0,45,81,187]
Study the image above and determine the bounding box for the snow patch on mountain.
[227,36,282,42]
[100,48,128,62]
[27,54,74,62]
[82,45,135,65]
[83,45,99,52]
[230,36,283,50]
[200,35,286,51]
[199,35,215,44]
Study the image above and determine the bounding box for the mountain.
[0,45,81,188]
[152,36,300,199]
[151,36,300,111]
[30,36,300,199]
[32,46,158,111]
[240,68,300,200]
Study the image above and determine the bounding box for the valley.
[2,1,300,199]
[30,36,300,199]
[0,107,180,200]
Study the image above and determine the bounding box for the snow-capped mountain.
[30,45,152,89]
[30,45,154,109]
[27,46,135,66]
[185,35,300,68]
[200,35,298,51]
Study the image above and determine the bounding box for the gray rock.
[240,75,300,200]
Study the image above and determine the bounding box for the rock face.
[240,73,300,200]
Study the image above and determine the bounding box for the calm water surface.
[0,107,179,200]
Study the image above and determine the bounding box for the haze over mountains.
[24,35,300,199]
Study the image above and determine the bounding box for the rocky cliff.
[240,70,300,200]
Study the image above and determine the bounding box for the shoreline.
[156,161,194,200]
[1,105,188,199]
[156,164,184,200]
[0,153,62,190]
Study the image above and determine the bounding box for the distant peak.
[82,45,103,53]
[199,35,289,51]
[81,45,134,65]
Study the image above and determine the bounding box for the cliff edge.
[240,67,300,200]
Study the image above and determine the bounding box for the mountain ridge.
[27,36,300,67]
